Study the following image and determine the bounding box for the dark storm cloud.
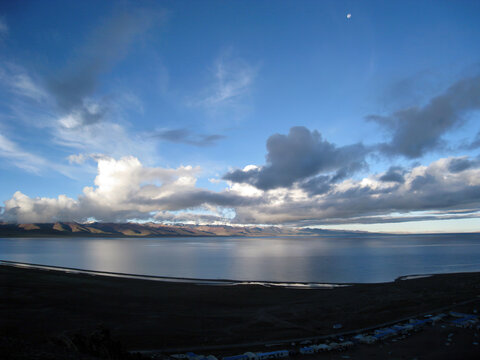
[234,180,480,226]
[410,174,437,190]
[154,128,226,147]
[136,189,262,211]
[223,126,368,190]
[379,166,405,183]
[48,6,162,126]
[299,176,332,195]
[448,156,480,173]
[299,160,367,195]
[367,74,480,158]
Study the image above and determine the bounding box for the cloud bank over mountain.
[3,151,480,227]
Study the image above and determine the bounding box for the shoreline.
[8,259,479,288]
[6,259,480,292]
[13,259,480,289]
[0,260,351,288]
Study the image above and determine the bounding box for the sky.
[1,0,480,233]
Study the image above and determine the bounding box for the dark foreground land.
[1,264,480,359]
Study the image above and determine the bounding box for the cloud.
[0,65,48,102]
[1,156,252,223]
[223,126,368,191]
[2,66,154,155]
[11,73,47,102]
[378,70,439,110]
[53,119,158,164]
[3,154,480,226]
[230,156,480,225]
[1,156,196,222]
[465,131,480,150]
[447,156,480,173]
[152,211,231,224]
[296,212,480,226]
[0,132,76,178]
[379,166,405,183]
[299,175,333,195]
[368,74,480,158]
[0,133,46,173]
[48,6,163,128]
[192,50,257,116]
[0,61,159,176]
[67,153,108,165]
[154,128,226,147]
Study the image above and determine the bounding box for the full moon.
[346,13,352,19]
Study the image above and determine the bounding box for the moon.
[346,13,352,19]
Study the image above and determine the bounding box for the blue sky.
[1,0,480,232]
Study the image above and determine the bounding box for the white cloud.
[1,156,217,223]
[4,191,77,223]
[192,50,257,117]
[0,133,47,173]
[81,156,199,208]
[207,54,255,105]
[0,132,80,179]
[67,153,88,164]
[0,65,48,103]
[67,153,107,164]
[54,117,158,163]
[11,73,47,102]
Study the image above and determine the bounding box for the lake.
[1,234,480,283]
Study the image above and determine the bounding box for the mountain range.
[0,222,346,237]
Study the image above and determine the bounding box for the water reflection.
[1,234,480,283]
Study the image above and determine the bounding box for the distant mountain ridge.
[0,222,334,237]
[2,222,475,237]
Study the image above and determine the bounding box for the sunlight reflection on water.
[1,234,480,283]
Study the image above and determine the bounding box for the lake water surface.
[1,234,480,283]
